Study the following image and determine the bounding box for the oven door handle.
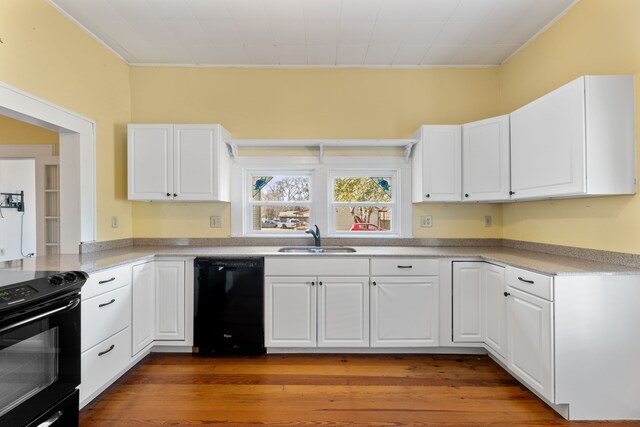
[36,410,64,427]
[0,298,80,334]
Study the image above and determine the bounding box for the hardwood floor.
[80,353,639,426]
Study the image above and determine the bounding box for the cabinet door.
[317,277,369,347]
[154,260,185,341]
[131,262,155,355]
[452,262,483,343]
[510,78,585,199]
[417,125,462,202]
[370,276,439,347]
[265,277,317,347]
[128,125,173,200]
[483,263,506,359]
[462,115,510,201]
[173,125,220,201]
[507,287,554,402]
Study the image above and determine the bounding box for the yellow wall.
[7,0,639,249]
[499,0,640,253]
[0,0,132,241]
[130,67,503,238]
[0,115,58,154]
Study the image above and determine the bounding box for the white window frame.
[328,169,399,237]
[230,156,412,238]
[245,169,315,235]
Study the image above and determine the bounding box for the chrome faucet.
[305,225,321,247]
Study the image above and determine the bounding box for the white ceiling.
[49,0,578,67]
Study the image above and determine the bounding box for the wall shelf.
[224,139,418,163]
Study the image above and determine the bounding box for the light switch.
[111,216,119,228]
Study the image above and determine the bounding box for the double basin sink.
[278,246,356,254]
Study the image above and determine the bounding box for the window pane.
[333,177,391,202]
[252,206,310,231]
[252,176,310,202]
[334,206,391,232]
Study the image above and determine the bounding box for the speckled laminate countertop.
[2,245,640,276]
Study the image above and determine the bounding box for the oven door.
[0,292,81,426]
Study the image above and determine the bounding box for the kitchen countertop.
[2,245,640,276]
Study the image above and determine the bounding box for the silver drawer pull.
[98,344,115,356]
[98,277,116,284]
[98,299,116,308]
[397,265,413,269]
[518,276,534,284]
[37,410,63,427]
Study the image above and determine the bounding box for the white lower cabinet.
[154,260,186,341]
[318,277,369,347]
[131,261,155,355]
[265,276,317,347]
[80,264,132,405]
[370,276,439,347]
[506,287,554,402]
[452,262,483,342]
[482,263,506,359]
[265,275,369,348]
[265,257,439,349]
[80,327,131,403]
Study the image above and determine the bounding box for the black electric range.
[0,269,87,427]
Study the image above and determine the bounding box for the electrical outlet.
[210,216,222,228]
[111,216,119,228]
[484,215,492,227]
[420,215,432,228]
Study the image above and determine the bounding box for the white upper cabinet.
[462,115,511,202]
[412,125,462,202]
[128,124,231,201]
[128,125,173,200]
[510,75,636,200]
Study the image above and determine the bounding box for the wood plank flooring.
[80,354,640,426]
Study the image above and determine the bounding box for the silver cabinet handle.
[37,410,63,427]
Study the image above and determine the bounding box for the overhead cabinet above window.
[128,124,231,202]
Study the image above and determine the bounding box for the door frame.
[0,81,96,252]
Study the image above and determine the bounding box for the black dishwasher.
[194,257,265,355]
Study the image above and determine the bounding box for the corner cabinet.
[412,125,462,202]
[128,124,231,201]
[510,75,636,200]
[462,115,511,202]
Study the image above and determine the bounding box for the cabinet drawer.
[80,327,131,403]
[506,266,553,300]
[83,264,132,300]
[81,285,131,352]
[370,258,439,276]
[265,258,369,276]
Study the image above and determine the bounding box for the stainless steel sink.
[277,246,357,254]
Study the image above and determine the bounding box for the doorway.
[0,81,96,255]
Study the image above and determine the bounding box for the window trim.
[230,156,412,238]
[244,169,315,236]
[327,169,400,237]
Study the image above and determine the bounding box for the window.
[248,173,312,232]
[232,156,410,238]
[329,172,396,235]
